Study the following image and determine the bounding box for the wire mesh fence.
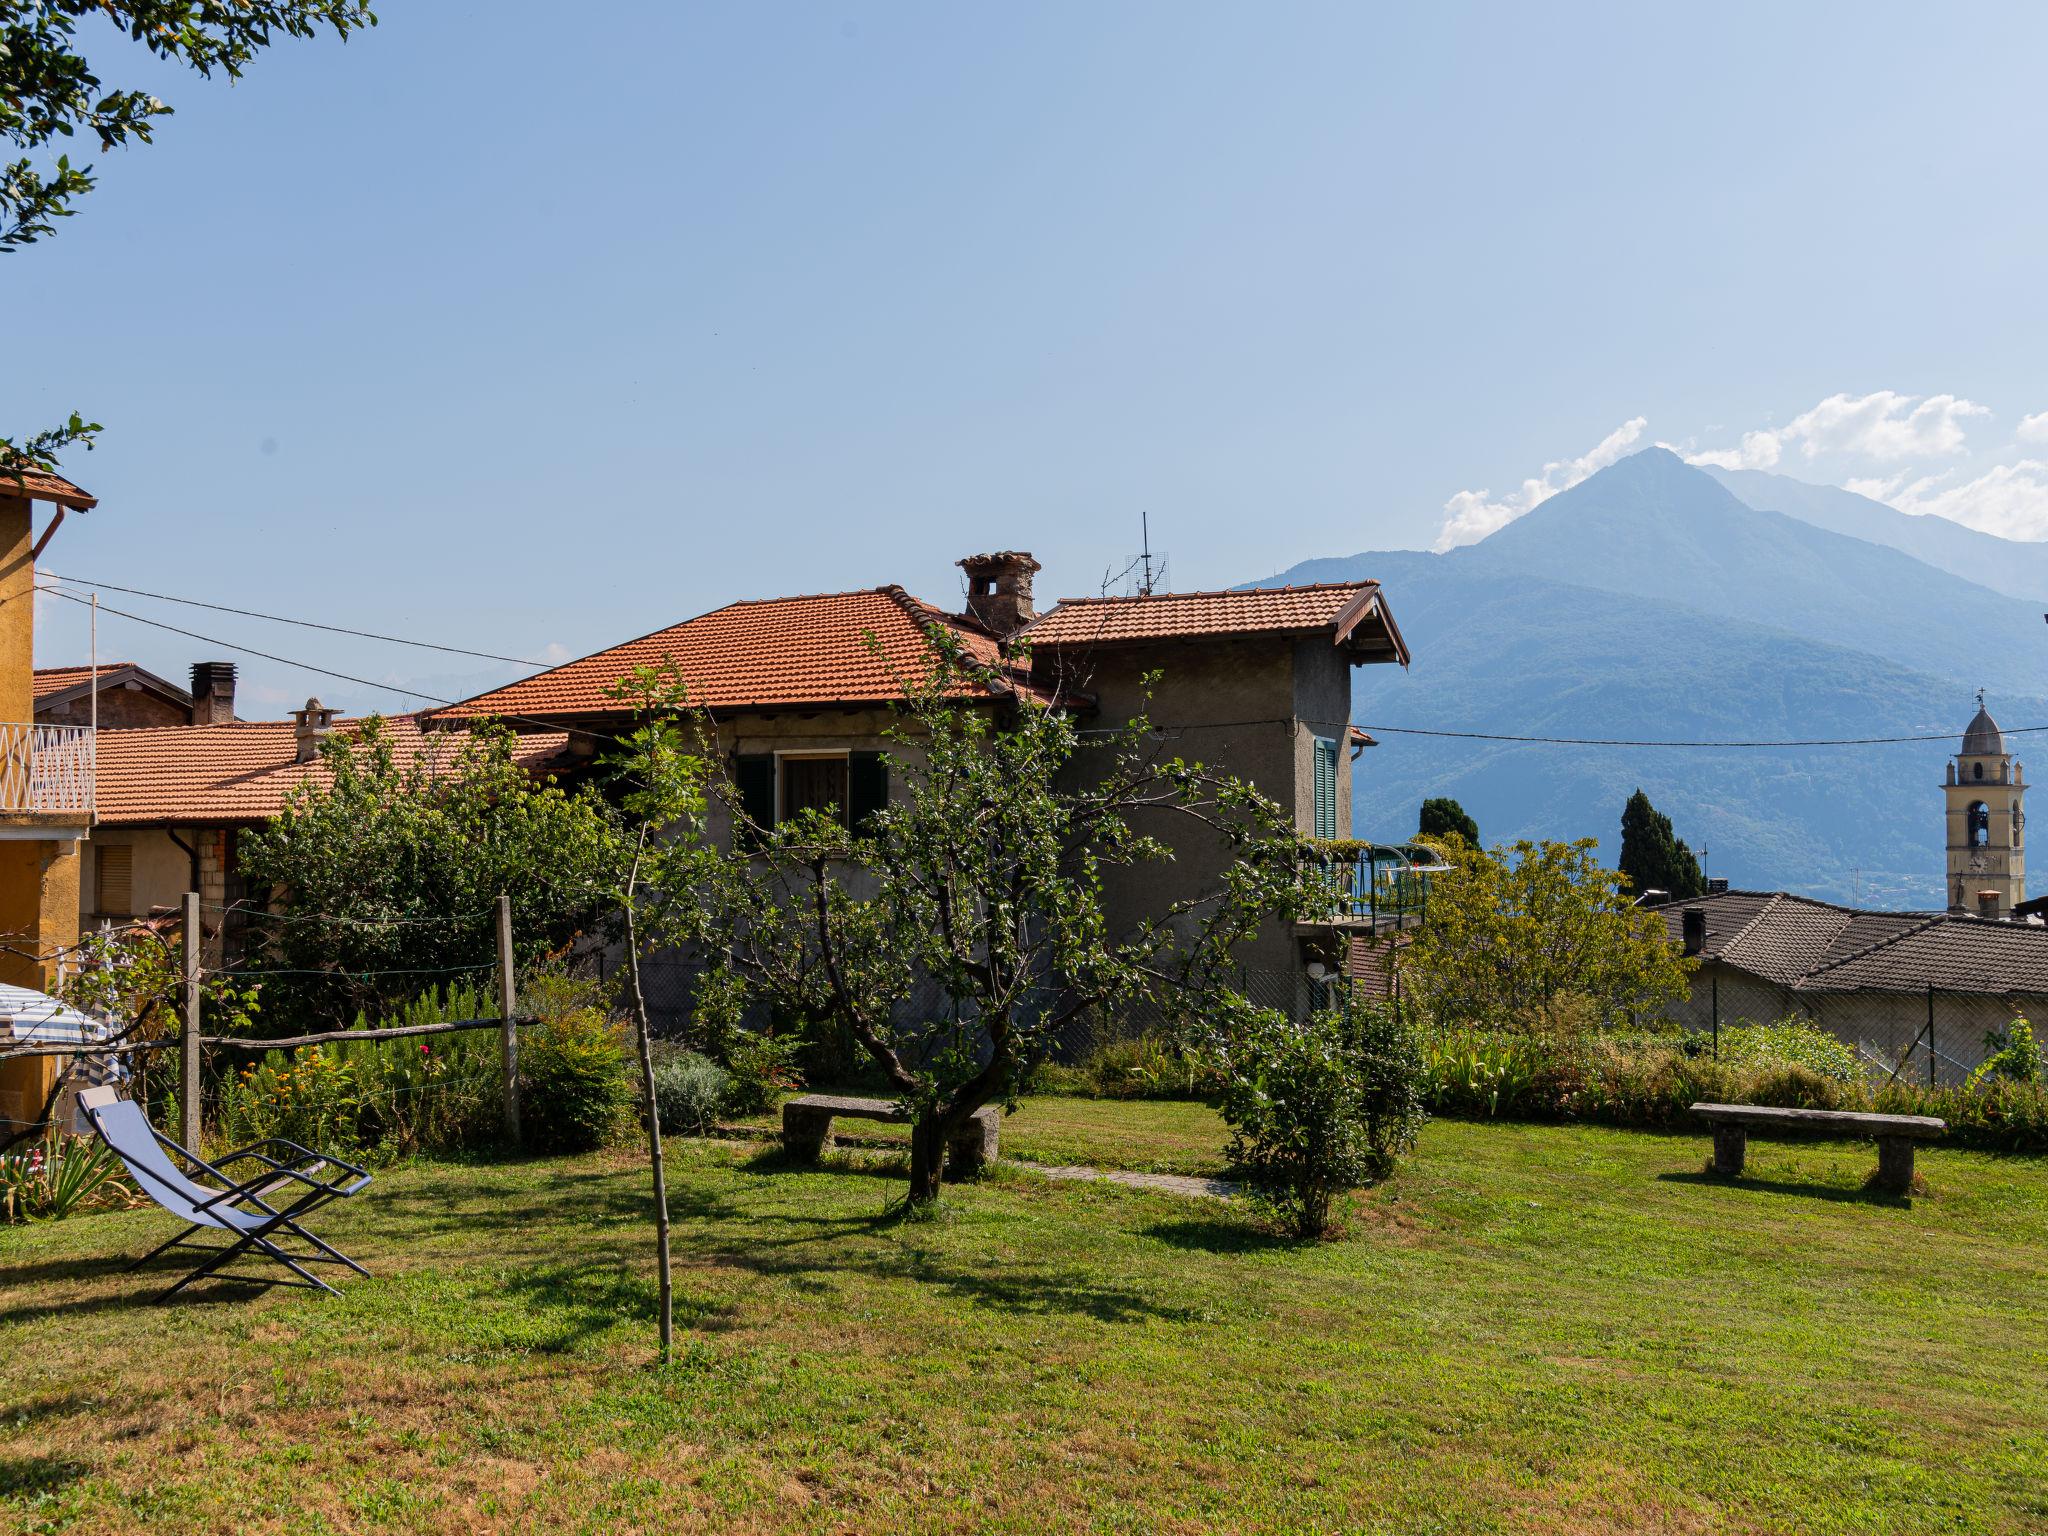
[1661,978,2033,1087]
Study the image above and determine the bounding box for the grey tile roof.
[1653,890,2048,997]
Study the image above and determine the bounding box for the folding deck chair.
[78,1086,374,1303]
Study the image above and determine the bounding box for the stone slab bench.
[781,1094,1000,1179]
[1691,1102,1946,1194]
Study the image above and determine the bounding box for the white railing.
[0,723,94,814]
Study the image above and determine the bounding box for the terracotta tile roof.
[0,466,96,510]
[1023,582,1409,664]
[93,715,570,827]
[1653,890,2048,996]
[35,664,136,703]
[430,587,1040,725]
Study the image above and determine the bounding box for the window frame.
[775,749,854,828]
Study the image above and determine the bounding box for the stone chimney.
[957,551,1041,636]
[189,661,238,725]
[291,698,338,763]
[1979,889,2002,919]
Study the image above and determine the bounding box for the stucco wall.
[80,829,195,922]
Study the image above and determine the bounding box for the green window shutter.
[733,754,775,844]
[848,751,889,831]
[1313,736,1338,841]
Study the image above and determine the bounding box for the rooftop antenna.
[1139,510,1156,598]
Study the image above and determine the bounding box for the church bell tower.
[1945,692,2025,917]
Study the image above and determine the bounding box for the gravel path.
[1018,1162,1239,1200]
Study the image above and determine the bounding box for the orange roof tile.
[1023,582,1409,664]
[93,716,571,827]
[431,586,1038,725]
[34,664,137,703]
[0,466,97,510]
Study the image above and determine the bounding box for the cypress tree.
[1418,797,1480,846]
[1617,789,1705,900]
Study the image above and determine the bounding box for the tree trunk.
[621,839,674,1364]
[907,1116,947,1206]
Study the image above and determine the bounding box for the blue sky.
[12,3,2048,714]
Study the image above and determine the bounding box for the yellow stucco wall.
[0,496,33,722]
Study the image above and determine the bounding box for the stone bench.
[1690,1102,1946,1194]
[781,1093,1000,1179]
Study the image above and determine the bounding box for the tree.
[1,2,376,479]
[1617,788,1705,901]
[658,639,1329,1208]
[237,720,622,1026]
[1402,837,1692,1033]
[1418,797,1478,847]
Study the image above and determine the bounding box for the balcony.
[0,723,94,817]
[1307,841,1448,930]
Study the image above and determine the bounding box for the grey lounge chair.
[78,1086,373,1303]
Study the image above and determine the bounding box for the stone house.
[32,660,238,731]
[1653,888,2048,1082]
[429,550,1411,1012]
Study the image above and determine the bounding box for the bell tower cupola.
[1945,690,2025,917]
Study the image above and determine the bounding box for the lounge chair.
[77,1086,374,1303]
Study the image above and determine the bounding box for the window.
[1974,761,1985,781]
[1968,801,1991,848]
[95,843,133,917]
[781,753,851,825]
[1312,736,1340,841]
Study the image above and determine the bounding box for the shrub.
[519,977,632,1154]
[1966,1017,2042,1091]
[1036,1035,1221,1101]
[1719,1018,1862,1085]
[721,1030,804,1116]
[1217,997,1428,1239]
[0,1131,134,1223]
[652,1050,731,1135]
[214,1046,364,1156]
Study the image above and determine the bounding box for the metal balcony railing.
[0,723,94,815]
[1308,841,1449,929]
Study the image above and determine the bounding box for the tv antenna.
[1139,510,1156,598]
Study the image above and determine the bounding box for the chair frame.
[80,1089,373,1303]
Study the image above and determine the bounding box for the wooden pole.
[621,827,674,1363]
[496,892,519,1145]
[181,891,201,1150]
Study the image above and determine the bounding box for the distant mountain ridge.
[1252,448,2048,907]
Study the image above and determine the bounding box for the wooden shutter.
[848,751,889,831]
[96,844,134,916]
[732,754,775,844]
[1313,737,1338,841]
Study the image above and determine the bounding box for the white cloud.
[1432,417,1647,552]
[2018,411,2048,445]
[1686,390,1988,472]
[1887,459,2048,540]
[539,641,572,664]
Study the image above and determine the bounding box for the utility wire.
[44,571,549,668]
[1358,723,2048,748]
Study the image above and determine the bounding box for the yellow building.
[0,467,98,1135]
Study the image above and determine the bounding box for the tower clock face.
[1970,852,1990,873]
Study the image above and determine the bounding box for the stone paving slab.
[1020,1162,1238,1200]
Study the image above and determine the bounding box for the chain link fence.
[1662,978,2033,1087]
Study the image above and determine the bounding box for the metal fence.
[1662,981,2030,1087]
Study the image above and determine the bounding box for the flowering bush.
[213,1046,362,1153]
[0,1130,135,1223]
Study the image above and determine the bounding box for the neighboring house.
[1654,888,2048,1081]
[84,703,567,963]
[430,550,1411,1007]
[0,469,100,1132]
[33,660,241,730]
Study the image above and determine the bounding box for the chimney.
[1681,908,1706,956]
[291,697,337,763]
[957,551,1041,637]
[1978,889,2002,919]
[189,661,238,725]
[1706,876,1729,896]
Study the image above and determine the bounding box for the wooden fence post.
[181,891,201,1150]
[497,893,519,1144]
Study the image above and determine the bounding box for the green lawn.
[2,1103,2046,1535]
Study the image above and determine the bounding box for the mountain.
[1704,465,2048,605]
[1253,449,2048,907]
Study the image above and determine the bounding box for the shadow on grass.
[1139,1217,1293,1254]
[0,1453,89,1501]
[497,1258,740,1343]
[1656,1169,1913,1209]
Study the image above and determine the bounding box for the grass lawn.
[2,1103,2045,1535]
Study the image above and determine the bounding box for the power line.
[1358,722,2040,749]
[44,571,549,668]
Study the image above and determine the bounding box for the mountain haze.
[1257,449,2048,906]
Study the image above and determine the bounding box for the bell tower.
[1945,691,2025,917]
